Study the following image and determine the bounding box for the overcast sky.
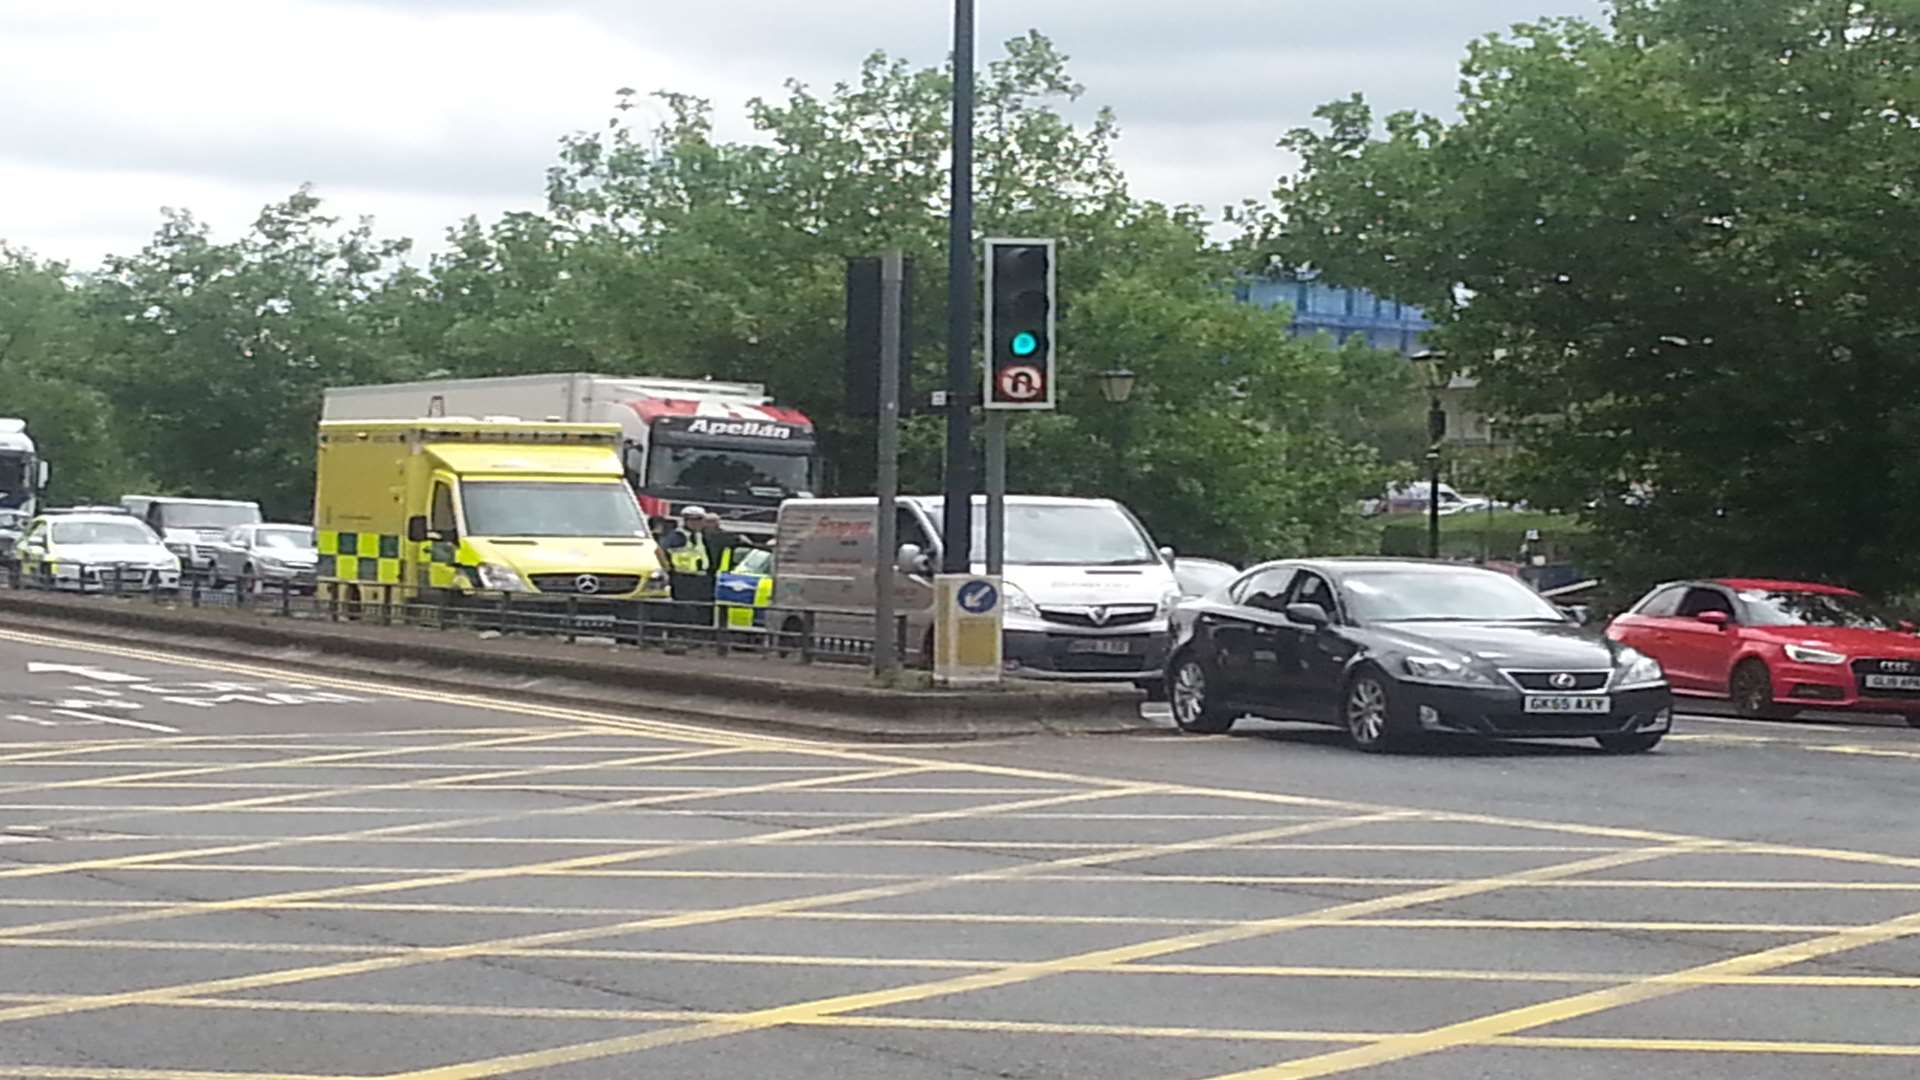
[0,0,1608,269]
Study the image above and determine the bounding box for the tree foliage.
[1272,0,1920,592]
[88,191,417,519]
[3,35,1406,565]
[0,246,135,502]
[395,35,1398,562]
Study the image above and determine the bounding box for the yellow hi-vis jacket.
[667,531,710,574]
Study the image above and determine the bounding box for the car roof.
[123,495,257,506]
[42,513,150,527]
[1287,558,1499,576]
[1712,577,1859,596]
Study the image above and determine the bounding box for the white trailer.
[321,374,819,537]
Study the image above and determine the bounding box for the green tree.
[1270,0,1920,592]
[407,34,1395,562]
[89,190,417,519]
[0,246,136,502]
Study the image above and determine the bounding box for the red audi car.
[1607,578,1920,726]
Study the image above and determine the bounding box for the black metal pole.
[1426,439,1442,561]
[940,0,975,575]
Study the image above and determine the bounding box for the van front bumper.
[1002,627,1171,682]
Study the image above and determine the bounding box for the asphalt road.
[0,626,1917,1080]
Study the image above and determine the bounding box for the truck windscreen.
[0,453,30,507]
[462,481,647,538]
[646,447,811,501]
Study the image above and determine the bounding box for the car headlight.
[1002,582,1041,618]
[1612,645,1667,687]
[1784,643,1847,665]
[474,563,530,592]
[1402,655,1498,686]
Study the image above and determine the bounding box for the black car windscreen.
[1343,570,1566,623]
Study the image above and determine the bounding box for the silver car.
[210,524,318,593]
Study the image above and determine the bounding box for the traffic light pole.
[985,411,1006,575]
[941,0,975,576]
[874,250,904,678]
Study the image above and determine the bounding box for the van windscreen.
[924,501,1159,567]
[158,504,260,529]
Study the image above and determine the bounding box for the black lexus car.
[1165,559,1673,753]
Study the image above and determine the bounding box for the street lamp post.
[1097,369,1137,493]
[1411,350,1450,561]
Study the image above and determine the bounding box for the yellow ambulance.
[313,419,669,611]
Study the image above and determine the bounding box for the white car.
[15,513,181,592]
[209,524,319,593]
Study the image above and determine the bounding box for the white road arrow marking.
[27,699,144,712]
[48,709,179,734]
[26,663,148,683]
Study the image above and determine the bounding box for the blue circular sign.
[957,579,999,615]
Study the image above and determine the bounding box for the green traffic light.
[1011,331,1039,357]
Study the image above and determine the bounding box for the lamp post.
[1411,350,1449,561]
[1096,369,1137,495]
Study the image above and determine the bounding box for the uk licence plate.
[1524,694,1611,715]
[1864,674,1920,691]
[1069,638,1137,656]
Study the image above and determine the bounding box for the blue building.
[1236,272,1433,356]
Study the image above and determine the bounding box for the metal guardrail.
[3,561,912,667]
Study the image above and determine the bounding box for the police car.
[716,546,774,629]
[15,512,182,592]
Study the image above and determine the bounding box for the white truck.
[322,374,818,538]
[0,419,50,565]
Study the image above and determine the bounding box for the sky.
[0,0,1609,270]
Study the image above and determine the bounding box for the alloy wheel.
[1346,675,1392,750]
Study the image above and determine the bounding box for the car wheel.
[1168,654,1235,734]
[1596,732,1664,754]
[1344,669,1400,753]
[1730,660,1790,720]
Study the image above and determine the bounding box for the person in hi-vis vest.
[660,507,736,626]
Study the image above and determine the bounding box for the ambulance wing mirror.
[406,516,429,544]
[34,461,50,491]
[623,446,644,480]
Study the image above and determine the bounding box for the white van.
[774,495,1180,689]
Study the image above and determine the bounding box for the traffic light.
[984,238,1055,410]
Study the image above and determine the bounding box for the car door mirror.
[1696,610,1731,629]
[1159,545,1176,565]
[1286,602,1331,628]
[406,516,429,544]
[34,461,50,490]
[1562,604,1591,626]
[896,543,931,577]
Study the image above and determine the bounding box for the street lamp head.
[1409,349,1452,391]
[1097,368,1138,404]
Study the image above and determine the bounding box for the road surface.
[0,625,1916,1079]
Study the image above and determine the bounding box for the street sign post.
[934,573,1003,687]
